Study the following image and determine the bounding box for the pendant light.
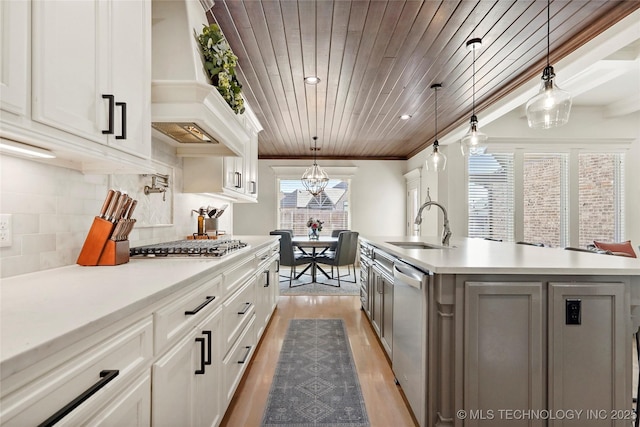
[525,0,572,129]
[301,136,329,196]
[426,83,446,172]
[461,38,488,156]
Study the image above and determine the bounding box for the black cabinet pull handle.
[237,302,251,315]
[195,337,206,374]
[238,346,252,364]
[38,370,119,427]
[115,101,127,140]
[203,330,212,366]
[101,94,115,135]
[250,181,257,194]
[276,260,280,273]
[185,296,216,316]
[264,270,270,287]
[234,172,242,188]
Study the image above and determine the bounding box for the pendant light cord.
[547,0,550,67]
[434,86,438,145]
[472,46,476,116]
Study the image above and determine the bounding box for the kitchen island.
[360,235,640,427]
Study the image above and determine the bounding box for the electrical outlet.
[566,299,581,325]
[0,214,12,247]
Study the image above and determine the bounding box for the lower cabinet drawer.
[154,275,221,354]
[222,278,256,355]
[222,315,256,405]
[0,317,153,427]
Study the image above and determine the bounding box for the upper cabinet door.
[31,0,150,159]
[32,0,107,143]
[0,0,30,117]
[109,0,151,159]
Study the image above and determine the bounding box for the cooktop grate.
[130,239,247,257]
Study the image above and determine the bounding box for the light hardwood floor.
[220,295,418,427]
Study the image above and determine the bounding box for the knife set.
[77,189,137,266]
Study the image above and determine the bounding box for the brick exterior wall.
[523,155,564,247]
[578,153,616,247]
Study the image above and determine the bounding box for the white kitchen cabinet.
[152,306,222,427]
[68,373,151,427]
[0,0,29,118]
[30,0,150,160]
[255,245,279,339]
[182,123,259,202]
[222,315,256,405]
[0,317,153,427]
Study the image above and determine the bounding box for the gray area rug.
[261,319,370,427]
[279,268,360,296]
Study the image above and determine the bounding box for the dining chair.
[332,231,358,283]
[315,231,354,287]
[270,231,313,287]
[331,229,349,237]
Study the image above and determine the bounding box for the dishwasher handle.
[393,262,424,290]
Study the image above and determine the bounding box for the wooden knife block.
[77,216,129,266]
[97,240,130,266]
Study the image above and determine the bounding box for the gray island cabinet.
[360,235,640,427]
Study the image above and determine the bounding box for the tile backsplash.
[0,148,233,278]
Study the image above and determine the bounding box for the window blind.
[468,153,515,242]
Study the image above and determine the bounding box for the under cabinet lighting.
[0,140,56,159]
[400,114,412,120]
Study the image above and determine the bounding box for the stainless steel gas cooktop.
[130,239,247,258]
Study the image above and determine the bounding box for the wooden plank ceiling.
[209,0,640,160]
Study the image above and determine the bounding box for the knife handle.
[111,195,128,223]
[104,191,121,221]
[118,196,132,221]
[99,190,115,218]
[125,200,137,219]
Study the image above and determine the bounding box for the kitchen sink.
[386,241,453,250]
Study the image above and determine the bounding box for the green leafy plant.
[196,24,245,115]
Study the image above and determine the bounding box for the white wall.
[233,159,406,238]
[0,139,233,278]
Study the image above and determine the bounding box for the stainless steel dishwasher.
[392,259,430,427]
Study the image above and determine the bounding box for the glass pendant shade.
[460,115,488,156]
[526,66,572,129]
[426,83,446,172]
[426,142,447,172]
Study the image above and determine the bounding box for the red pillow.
[593,240,637,258]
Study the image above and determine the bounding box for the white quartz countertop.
[0,235,278,376]
[361,236,640,275]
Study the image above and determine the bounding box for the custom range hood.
[151,0,248,157]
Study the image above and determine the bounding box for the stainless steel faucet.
[414,201,452,246]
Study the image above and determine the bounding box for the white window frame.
[466,146,627,247]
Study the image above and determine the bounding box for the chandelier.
[301,136,329,196]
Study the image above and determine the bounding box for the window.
[578,153,624,247]
[278,179,350,235]
[468,153,514,241]
[523,153,568,247]
[467,150,625,248]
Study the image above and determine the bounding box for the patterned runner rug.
[261,319,370,427]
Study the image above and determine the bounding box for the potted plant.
[196,24,245,114]
[306,217,323,240]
